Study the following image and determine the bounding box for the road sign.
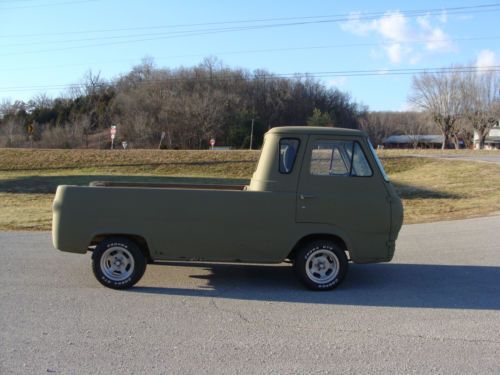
[210,138,216,147]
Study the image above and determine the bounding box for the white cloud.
[341,11,412,41]
[475,49,496,71]
[416,15,431,30]
[416,14,453,52]
[340,10,455,64]
[385,43,402,63]
[339,12,378,36]
[378,12,410,42]
[425,28,453,51]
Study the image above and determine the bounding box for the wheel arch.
[287,233,349,261]
[90,233,152,262]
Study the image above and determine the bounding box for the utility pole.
[159,131,166,149]
[249,118,254,150]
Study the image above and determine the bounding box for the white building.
[473,121,500,150]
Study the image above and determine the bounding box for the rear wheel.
[293,240,348,290]
[92,237,146,289]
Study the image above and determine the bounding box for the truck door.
[296,136,391,252]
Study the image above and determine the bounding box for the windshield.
[368,140,390,182]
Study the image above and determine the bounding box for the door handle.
[300,194,316,200]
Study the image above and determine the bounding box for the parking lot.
[1,215,499,374]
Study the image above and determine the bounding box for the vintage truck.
[52,126,403,290]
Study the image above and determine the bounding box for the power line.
[2,7,500,58]
[3,35,500,73]
[1,3,500,57]
[2,3,499,39]
[4,28,495,50]
[1,65,499,93]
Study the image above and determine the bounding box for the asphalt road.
[408,153,500,164]
[1,216,499,374]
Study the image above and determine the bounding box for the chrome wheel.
[305,249,339,284]
[100,247,135,282]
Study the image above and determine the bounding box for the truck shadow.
[391,182,459,200]
[0,160,257,173]
[130,262,500,310]
[0,174,455,200]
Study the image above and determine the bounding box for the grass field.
[1,148,499,230]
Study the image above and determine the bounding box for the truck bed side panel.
[53,185,297,262]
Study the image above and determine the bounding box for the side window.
[351,142,373,177]
[279,138,300,174]
[310,141,350,175]
[310,140,372,177]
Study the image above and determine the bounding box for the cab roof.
[267,126,365,137]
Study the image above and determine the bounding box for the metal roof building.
[382,135,444,149]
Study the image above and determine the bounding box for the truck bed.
[89,181,247,191]
[52,184,296,262]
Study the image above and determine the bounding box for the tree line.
[1,59,498,150]
[410,67,500,149]
[0,58,366,149]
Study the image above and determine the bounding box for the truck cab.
[250,127,402,263]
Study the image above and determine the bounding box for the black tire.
[92,237,147,289]
[293,240,348,291]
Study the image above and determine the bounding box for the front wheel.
[293,240,348,291]
[92,237,147,289]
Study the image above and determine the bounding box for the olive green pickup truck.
[52,126,403,290]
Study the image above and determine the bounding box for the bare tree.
[31,93,53,109]
[112,61,177,148]
[409,68,463,149]
[85,70,103,96]
[460,70,500,149]
[188,89,229,148]
[0,99,16,118]
[360,111,435,147]
[0,118,23,147]
[402,112,434,149]
[3,57,366,149]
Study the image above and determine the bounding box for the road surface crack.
[210,298,250,324]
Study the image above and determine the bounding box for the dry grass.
[382,157,500,223]
[0,148,499,230]
[0,193,53,230]
[0,148,260,177]
[379,148,499,157]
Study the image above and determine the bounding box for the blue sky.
[1,0,499,110]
